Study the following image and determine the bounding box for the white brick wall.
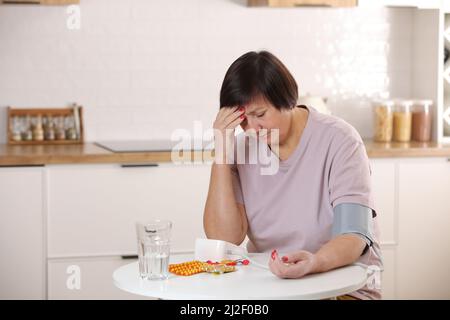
[0,0,413,142]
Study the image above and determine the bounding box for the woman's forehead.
[245,97,272,112]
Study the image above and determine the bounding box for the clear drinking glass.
[136,220,172,280]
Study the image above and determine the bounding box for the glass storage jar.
[393,100,413,142]
[373,100,394,142]
[411,100,433,142]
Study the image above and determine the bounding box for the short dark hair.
[219,51,298,110]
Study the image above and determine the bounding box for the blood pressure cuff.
[332,203,375,255]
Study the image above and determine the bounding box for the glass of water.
[136,219,172,280]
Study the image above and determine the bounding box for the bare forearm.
[313,234,367,273]
[203,163,245,245]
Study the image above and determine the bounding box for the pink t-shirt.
[231,105,383,299]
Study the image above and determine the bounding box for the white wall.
[0,0,413,142]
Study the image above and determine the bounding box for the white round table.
[113,253,368,300]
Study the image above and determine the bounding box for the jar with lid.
[21,115,32,141]
[373,100,394,142]
[31,115,44,141]
[43,115,56,141]
[411,100,433,142]
[393,100,413,142]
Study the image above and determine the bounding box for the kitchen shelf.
[0,0,79,5]
[7,106,84,145]
[444,12,450,141]
[404,6,450,143]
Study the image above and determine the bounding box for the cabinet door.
[370,160,397,245]
[371,160,397,299]
[380,246,396,299]
[48,256,154,299]
[0,167,45,299]
[397,158,450,299]
[47,164,211,257]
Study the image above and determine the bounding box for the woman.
[203,51,382,300]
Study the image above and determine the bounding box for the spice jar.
[32,115,44,141]
[55,116,66,140]
[411,100,433,142]
[44,115,56,141]
[21,116,32,141]
[393,100,413,142]
[373,100,394,142]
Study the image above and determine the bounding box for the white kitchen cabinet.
[370,160,397,245]
[0,166,45,299]
[47,163,211,257]
[46,162,212,300]
[380,246,396,299]
[48,256,153,300]
[2,156,448,300]
[370,159,397,299]
[371,157,450,299]
[397,157,450,299]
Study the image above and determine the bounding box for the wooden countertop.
[1,140,450,166]
[364,140,450,158]
[0,143,213,166]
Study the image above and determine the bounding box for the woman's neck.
[277,106,308,160]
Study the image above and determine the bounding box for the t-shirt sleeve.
[230,164,244,205]
[328,137,377,217]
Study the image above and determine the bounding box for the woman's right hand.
[213,106,246,164]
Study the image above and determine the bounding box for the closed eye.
[257,112,266,118]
